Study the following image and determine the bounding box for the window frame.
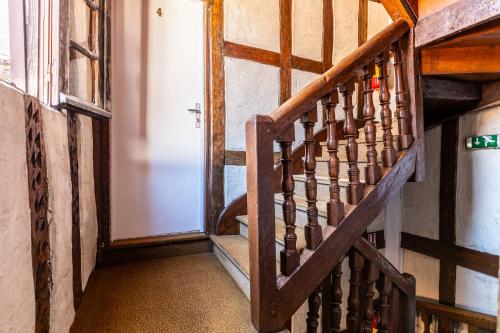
[58,0,111,119]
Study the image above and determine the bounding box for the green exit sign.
[466,135,500,149]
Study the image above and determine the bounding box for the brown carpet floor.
[71,253,255,333]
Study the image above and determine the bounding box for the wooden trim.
[24,96,51,332]
[439,118,459,306]
[322,0,334,71]
[92,119,111,254]
[380,0,417,27]
[416,297,497,330]
[101,234,211,265]
[223,41,280,67]
[403,29,425,182]
[59,93,112,119]
[280,0,292,104]
[401,233,499,278]
[67,112,83,309]
[110,232,208,249]
[206,0,226,234]
[414,0,500,48]
[223,41,324,75]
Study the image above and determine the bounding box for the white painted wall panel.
[367,2,392,40]
[78,117,98,289]
[224,165,247,205]
[333,0,358,64]
[403,126,441,240]
[403,250,440,299]
[224,0,280,52]
[0,83,35,333]
[225,58,280,151]
[43,108,75,333]
[456,106,500,256]
[456,266,498,316]
[292,0,323,61]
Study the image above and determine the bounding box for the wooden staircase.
[213,19,424,332]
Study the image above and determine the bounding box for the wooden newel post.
[246,114,279,332]
[321,90,345,226]
[392,41,413,150]
[403,273,416,333]
[301,108,323,250]
[340,80,364,205]
[278,127,300,276]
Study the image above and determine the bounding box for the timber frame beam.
[207,0,336,233]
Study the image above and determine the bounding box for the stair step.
[315,158,368,179]
[293,175,348,202]
[236,215,307,252]
[319,140,386,161]
[274,194,330,227]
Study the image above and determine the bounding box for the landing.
[71,253,255,332]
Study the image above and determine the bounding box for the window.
[58,0,110,117]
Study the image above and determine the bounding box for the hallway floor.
[71,253,255,333]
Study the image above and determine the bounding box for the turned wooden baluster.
[321,90,344,226]
[376,52,397,167]
[392,42,413,150]
[301,108,323,250]
[331,261,343,332]
[340,81,364,205]
[347,250,364,333]
[468,324,479,333]
[376,275,392,333]
[360,64,382,185]
[307,287,322,333]
[362,261,380,333]
[438,317,454,333]
[421,311,433,333]
[279,128,300,276]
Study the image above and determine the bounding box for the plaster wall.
[43,107,74,333]
[402,106,500,318]
[0,82,99,332]
[0,82,35,333]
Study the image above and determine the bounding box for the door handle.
[187,103,201,128]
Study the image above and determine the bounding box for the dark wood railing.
[416,297,497,333]
[245,19,422,332]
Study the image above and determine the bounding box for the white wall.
[403,106,500,318]
[0,82,35,333]
[0,81,99,332]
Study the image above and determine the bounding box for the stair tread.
[294,174,349,186]
[236,215,307,250]
[274,194,328,217]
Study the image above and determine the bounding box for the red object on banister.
[371,76,380,89]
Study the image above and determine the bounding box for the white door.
[112,0,205,239]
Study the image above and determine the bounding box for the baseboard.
[99,232,212,265]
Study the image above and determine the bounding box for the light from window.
[0,0,10,82]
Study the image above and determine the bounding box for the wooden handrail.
[269,19,410,138]
[245,18,417,332]
[217,119,365,235]
[416,297,497,330]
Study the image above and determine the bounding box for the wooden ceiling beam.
[421,45,500,76]
[380,0,417,27]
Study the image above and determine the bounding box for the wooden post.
[246,114,279,332]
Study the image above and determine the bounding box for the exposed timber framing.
[280,0,292,104]
[24,95,51,333]
[414,0,500,48]
[357,0,368,119]
[67,112,83,310]
[401,233,499,278]
[206,0,226,234]
[380,0,417,27]
[438,118,459,309]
